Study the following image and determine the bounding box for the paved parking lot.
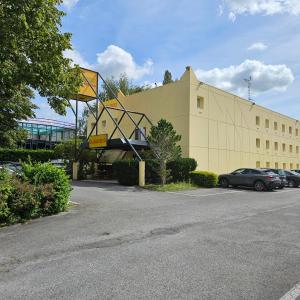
[1,181,300,299]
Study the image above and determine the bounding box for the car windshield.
[232,169,244,174]
[287,170,300,176]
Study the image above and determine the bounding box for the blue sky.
[35,0,300,122]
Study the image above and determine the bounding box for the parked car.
[291,169,300,174]
[284,170,300,187]
[262,168,287,189]
[218,168,281,191]
[0,161,22,175]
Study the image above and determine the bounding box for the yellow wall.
[87,67,300,174]
[188,67,300,173]
[87,71,191,157]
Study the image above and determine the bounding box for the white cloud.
[63,0,79,9]
[64,49,92,69]
[64,45,153,81]
[248,42,268,51]
[96,45,153,80]
[143,81,163,89]
[195,59,294,97]
[221,0,300,21]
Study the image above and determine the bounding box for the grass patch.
[144,182,198,192]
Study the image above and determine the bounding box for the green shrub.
[22,163,71,214]
[0,148,57,163]
[167,158,197,182]
[145,159,160,184]
[0,169,13,224]
[190,171,218,188]
[112,160,139,186]
[8,180,40,220]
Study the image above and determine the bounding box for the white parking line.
[279,282,300,300]
[167,190,245,198]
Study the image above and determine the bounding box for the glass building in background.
[18,118,75,149]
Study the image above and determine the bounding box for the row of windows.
[256,116,299,136]
[256,161,300,170]
[256,138,299,153]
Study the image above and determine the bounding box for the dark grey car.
[218,168,281,191]
[262,168,287,189]
[284,170,300,187]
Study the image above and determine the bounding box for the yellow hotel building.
[87,66,300,174]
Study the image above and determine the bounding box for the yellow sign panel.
[103,99,118,108]
[73,68,98,102]
[89,134,108,148]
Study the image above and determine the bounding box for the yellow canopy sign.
[89,134,108,148]
[73,68,98,102]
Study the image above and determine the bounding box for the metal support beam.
[97,73,149,142]
[81,72,144,160]
[109,111,126,140]
[67,99,76,116]
[129,115,145,139]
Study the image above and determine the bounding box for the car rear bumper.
[266,180,281,189]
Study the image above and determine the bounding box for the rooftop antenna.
[244,76,252,101]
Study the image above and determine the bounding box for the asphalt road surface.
[1,181,300,300]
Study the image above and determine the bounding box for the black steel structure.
[70,69,153,161]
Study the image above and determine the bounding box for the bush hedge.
[113,158,198,186]
[0,163,71,226]
[167,158,197,182]
[190,171,218,188]
[0,148,57,163]
[112,160,139,186]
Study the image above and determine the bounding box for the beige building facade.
[87,67,300,174]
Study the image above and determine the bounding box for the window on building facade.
[282,124,286,133]
[283,163,287,169]
[297,163,300,169]
[256,116,260,126]
[256,161,261,168]
[289,145,293,153]
[274,122,278,130]
[265,119,269,129]
[296,128,299,136]
[266,140,270,149]
[275,162,279,169]
[266,162,270,168]
[274,142,278,151]
[197,96,204,110]
[289,126,292,134]
[282,143,286,152]
[290,163,293,169]
[296,146,299,154]
[102,120,107,128]
[256,138,260,148]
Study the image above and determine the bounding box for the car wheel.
[288,180,297,188]
[278,185,284,189]
[220,178,229,188]
[254,181,265,192]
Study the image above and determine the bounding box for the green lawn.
[143,182,198,192]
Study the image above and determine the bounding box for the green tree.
[99,73,149,101]
[0,0,81,147]
[148,119,181,185]
[163,70,173,85]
